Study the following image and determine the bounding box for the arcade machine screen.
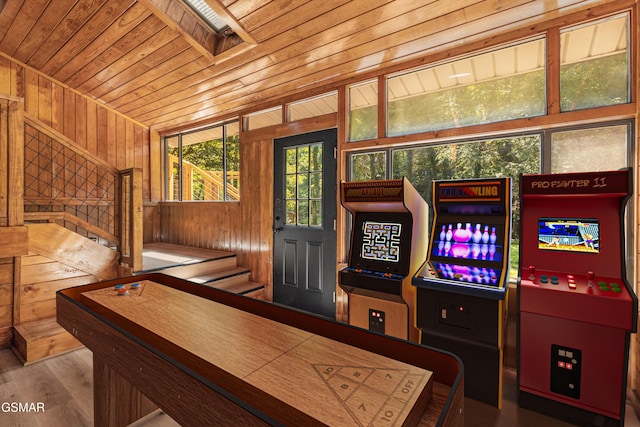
[537,218,599,254]
[349,212,413,276]
[429,218,505,288]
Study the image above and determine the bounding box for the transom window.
[347,13,630,141]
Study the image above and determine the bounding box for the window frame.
[164,120,240,202]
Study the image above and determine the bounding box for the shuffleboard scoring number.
[402,379,415,394]
[381,409,396,423]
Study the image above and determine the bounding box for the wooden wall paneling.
[149,129,161,202]
[0,55,11,94]
[24,69,37,117]
[142,203,160,243]
[12,256,20,326]
[63,89,76,143]
[106,110,117,166]
[51,81,64,134]
[96,107,108,161]
[74,93,85,146]
[0,257,13,343]
[126,119,134,168]
[8,98,23,226]
[249,140,263,285]
[37,75,52,126]
[258,140,274,288]
[86,101,97,155]
[0,98,7,221]
[116,115,126,169]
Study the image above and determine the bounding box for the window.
[243,106,282,131]
[386,38,546,137]
[165,121,240,201]
[182,0,229,32]
[287,92,338,122]
[350,151,386,181]
[560,15,629,111]
[348,80,378,141]
[548,124,629,173]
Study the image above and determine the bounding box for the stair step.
[188,267,251,286]
[203,280,265,299]
[153,256,238,279]
[13,319,82,365]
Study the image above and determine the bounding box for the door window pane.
[560,15,629,111]
[284,143,323,227]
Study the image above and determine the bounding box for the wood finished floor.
[1,346,639,427]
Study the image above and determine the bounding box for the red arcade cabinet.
[518,169,637,426]
[339,178,429,343]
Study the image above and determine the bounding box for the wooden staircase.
[13,223,121,364]
[140,243,264,299]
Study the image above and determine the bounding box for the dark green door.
[273,129,337,319]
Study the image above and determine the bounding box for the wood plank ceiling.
[0,0,622,134]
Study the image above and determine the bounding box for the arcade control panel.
[339,267,405,295]
[519,266,634,331]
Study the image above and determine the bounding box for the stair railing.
[22,115,143,271]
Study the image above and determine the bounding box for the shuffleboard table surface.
[80,280,433,426]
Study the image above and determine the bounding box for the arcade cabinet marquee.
[518,169,637,427]
[339,178,429,343]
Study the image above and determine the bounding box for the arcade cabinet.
[339,178,429,343]
[413,177,512,408]
[518,169,637,426]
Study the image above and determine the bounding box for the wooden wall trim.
[240,112,337,141]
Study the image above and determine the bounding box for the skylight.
[183,0,229,33]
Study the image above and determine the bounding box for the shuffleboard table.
[57,273,463,426]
